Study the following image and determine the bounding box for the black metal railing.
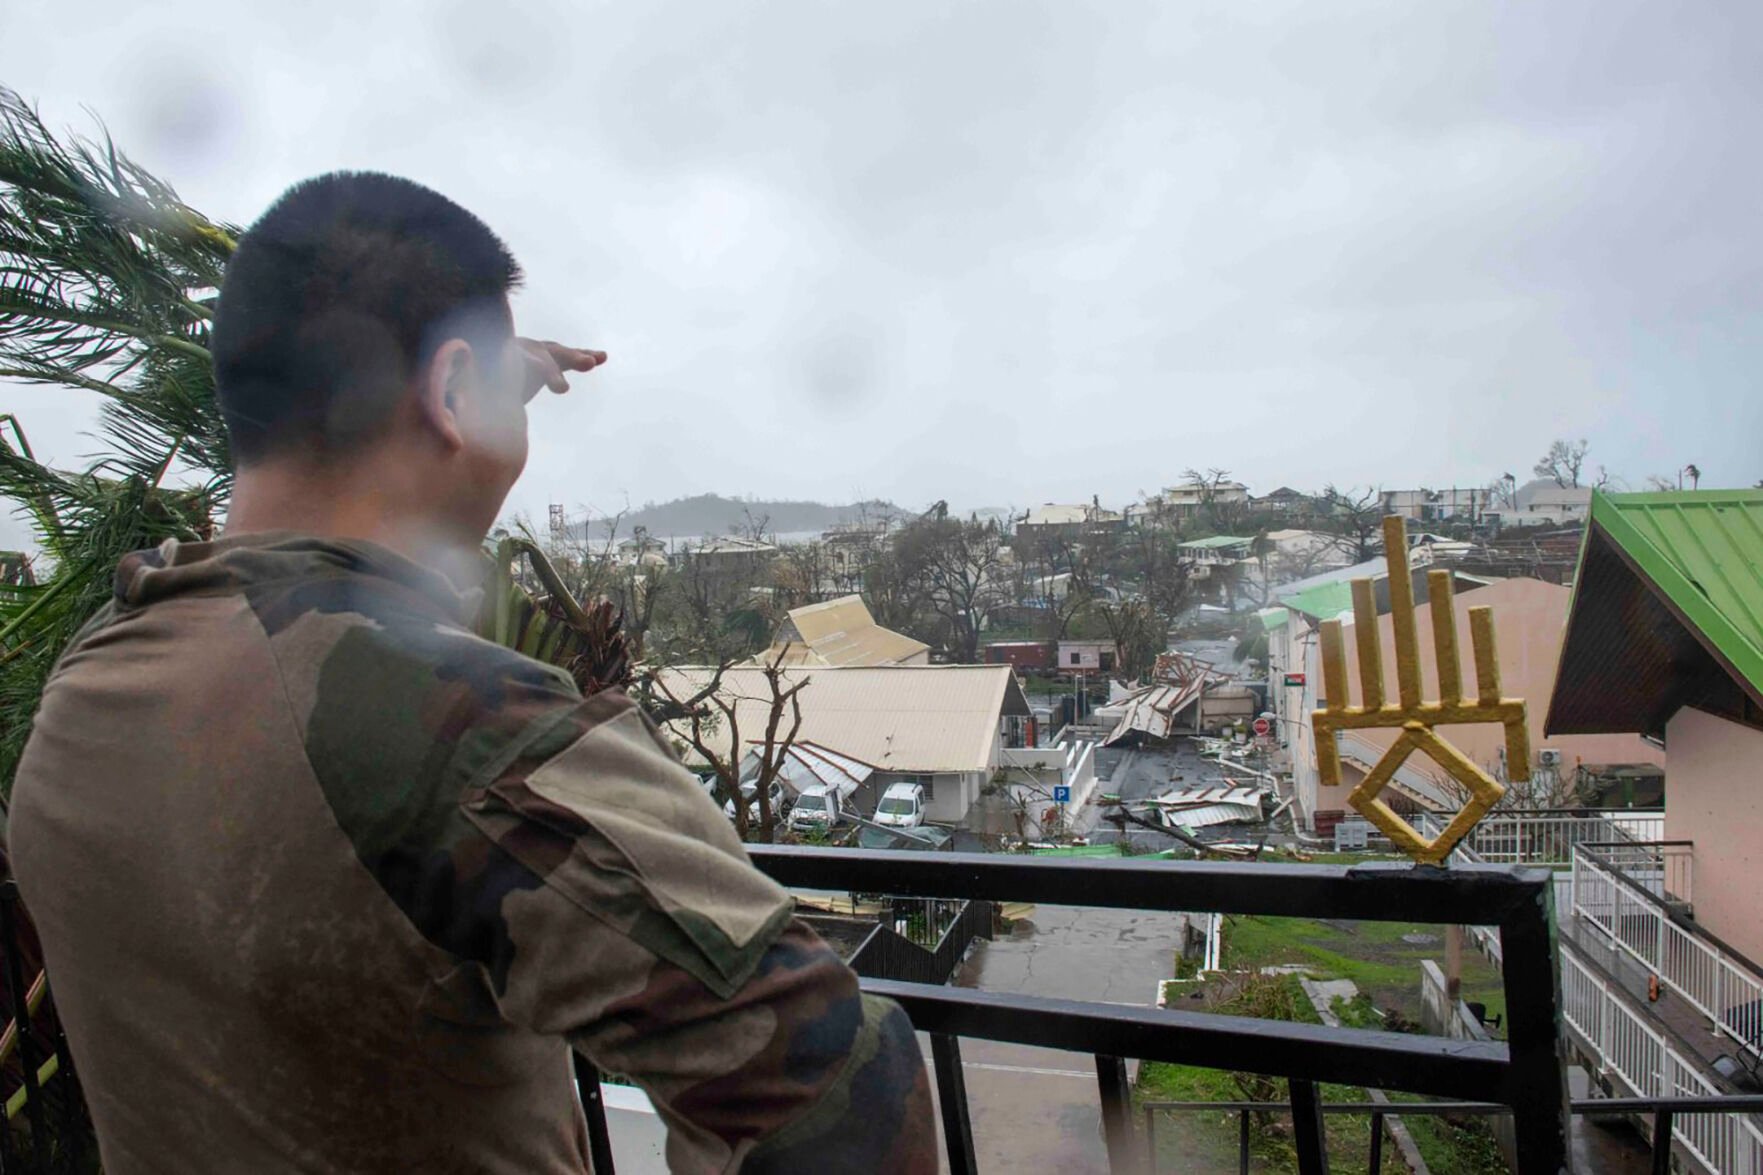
[7,850,1579,1173]
[736,846,1572,1174]
[848,898,995,986]
[1143,1095,1763,1175]
[0,882,89,1174]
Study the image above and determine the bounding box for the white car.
[788,785,850,833]
[873,781,926,828]
[724,779,789,823]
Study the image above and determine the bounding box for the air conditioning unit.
[1538,749,1563,768]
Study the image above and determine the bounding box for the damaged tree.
[642,645,810,842]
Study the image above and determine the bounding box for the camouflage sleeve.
[462,690,938,1174]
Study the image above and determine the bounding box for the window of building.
[1069,652,1082,665]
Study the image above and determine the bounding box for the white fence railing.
[1572,844,1763,1064]
[1416,808,1662,866]
[1563,950,1763,1175]
[1455,809,1664,864]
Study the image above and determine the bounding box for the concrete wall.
[1273,618,1328,829]
[1664,707,1763,964]
[1419,961,1517,1167]
[601,1084,668,1172]
[930,771,979,824]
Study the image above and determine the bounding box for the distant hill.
[568,495,910,541]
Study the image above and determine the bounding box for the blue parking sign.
[1053,786,1071,804]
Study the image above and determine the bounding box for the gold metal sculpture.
[1313,516,1529,865]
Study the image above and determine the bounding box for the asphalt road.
[920,904,1193,1173]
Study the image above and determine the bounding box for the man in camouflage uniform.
[8,173,936,1172]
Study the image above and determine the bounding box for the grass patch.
[1220,914,1506,1028]
[1138,972,1506,1173]
[1136,974,1380,1171]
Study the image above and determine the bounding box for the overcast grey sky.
[3,1,1759,546]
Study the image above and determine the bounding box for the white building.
[1503,479,1593,527]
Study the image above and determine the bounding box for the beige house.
[654,664,1031,826]
[752,595,930,668]
[1548,489,1763,963]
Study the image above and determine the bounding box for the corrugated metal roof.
[1101,677,1215,744]
[1547,490,1763,736]
[1149,786,1265,829]
[1023,504,1090,526]
[1595,490,1763,695]
[1277,562,1493,623]
[1178,534,1255,549]
[658,664,1026,773]
[744,741,873,796]
[759,595,931,667]
[1279,580,1357,621]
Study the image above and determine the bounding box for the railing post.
[1368,1110,1385,1175]
[1656,896,1666,972]
[53,1021,85,1170]
[931,1034,979,1175]
[573,1054,617,1175]
[1238,1108,1251,1175]
[1096,1054,1137,1173]
[1712,956,1724,1041]
[1500,889,1571,1174]
[0,882,51,1173]
[1651,1108,1673,1175]
[1289,1078,1330,1175]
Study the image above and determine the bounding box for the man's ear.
[417,338,473,453]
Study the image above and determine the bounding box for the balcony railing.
[1418,816,1763,1173]
[1454,809,1665,865]
[1563,948,1763,1175]
[6,850,1574,1174]
[1144,1095,1763,1175]
[1571,842,1763,1064]
[735,844,1572,1175]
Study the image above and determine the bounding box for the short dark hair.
[212,172,523,464]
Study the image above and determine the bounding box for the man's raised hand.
[518,338,607,402]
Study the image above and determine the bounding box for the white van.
[788,784,850,833]
[873,781,926,828]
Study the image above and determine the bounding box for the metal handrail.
[739,844,1572,1175]
[1562,945,1763,1175]
[1144,1096,1763,1175]
[1,850,1574,1175]
[1572,842,1763,1066]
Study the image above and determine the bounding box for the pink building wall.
[1664,707,1763,965]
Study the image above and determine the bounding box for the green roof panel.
[1278,581,1356,621]
[1592,489,1763,698]
[1257,606,1291,633]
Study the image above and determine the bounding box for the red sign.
[1252,716,1272,737]
[1284,673,1306,688]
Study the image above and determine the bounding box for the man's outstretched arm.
[457,688,938,1173]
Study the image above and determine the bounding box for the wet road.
[922,904,1192,1172]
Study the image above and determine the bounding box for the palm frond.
[476,538,633,698]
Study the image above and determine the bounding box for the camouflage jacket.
[7,533,935,1173]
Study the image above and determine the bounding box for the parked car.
[873,781,926,828]
[724,779,790,823]
[788,785,851,833]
